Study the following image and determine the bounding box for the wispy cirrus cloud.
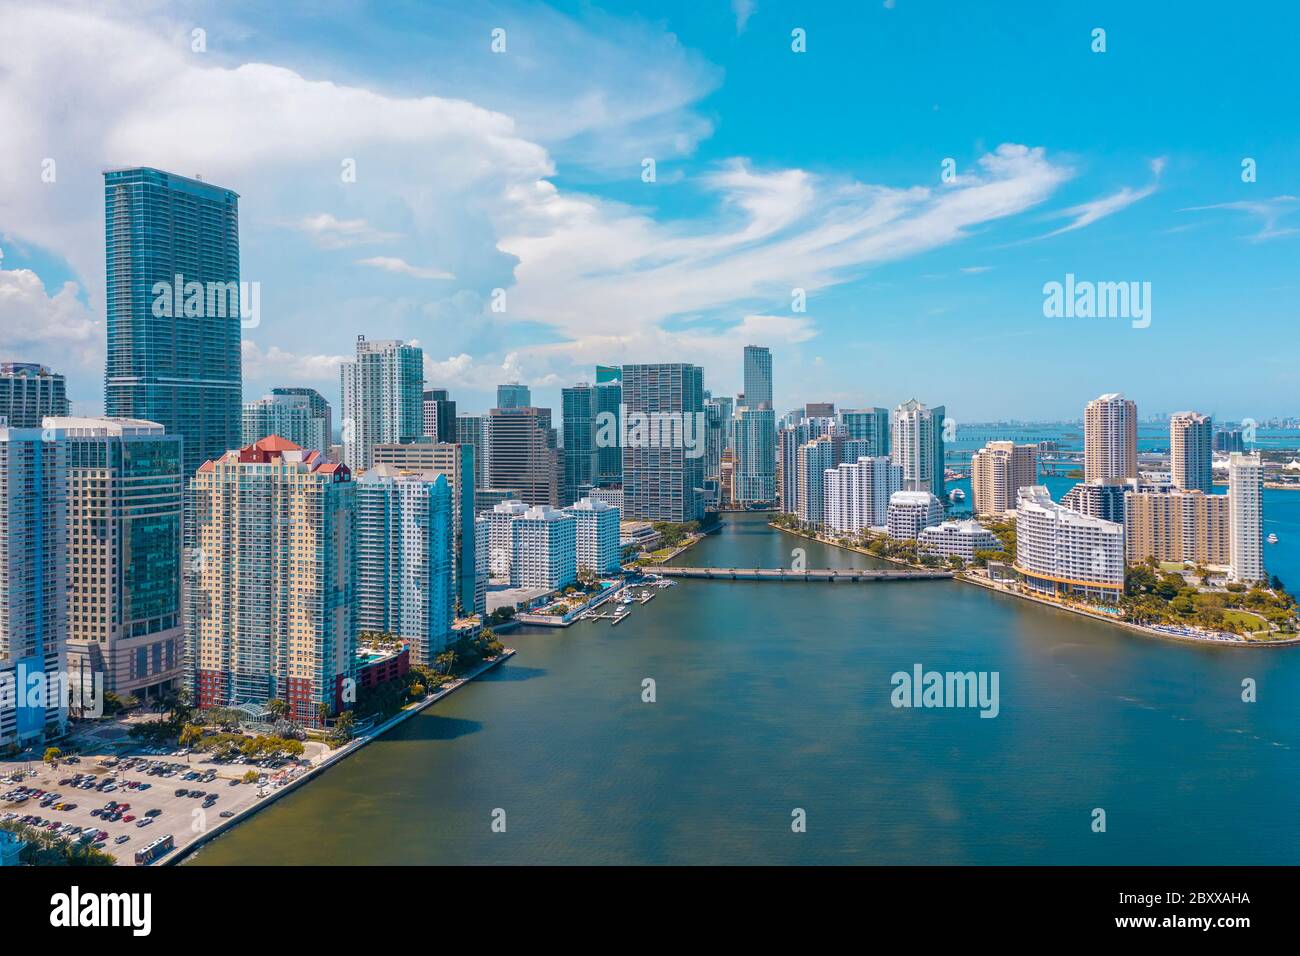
[294,214,401,250]
[1035,157,1165,239]
[1180,195,1299,242]
[356,256,455,280]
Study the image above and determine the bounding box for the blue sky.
[2,0,1297,424]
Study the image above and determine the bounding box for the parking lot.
[1,746,312,865]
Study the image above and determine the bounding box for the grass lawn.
[1221,609,1268,631]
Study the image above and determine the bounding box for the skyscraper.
[0,362,69,426]
[355,467,454,667]
[1083,393,1138,482]
[561,383,596,506]
[485,406,558,506]
[422,388,458,444]
[1228,452,1264,583]
[0,425,67,749]
[496,383,532,409]
[53,417,184,699]
[593,375,623,488]
[190,437,355,724]
[824,455,903,533]
[735,346,776,506]
[104,168,242,479]
[339,335,424,471]
[839,408,889,456]
[1170,411,1213,493]
[621,363,705,522]
[891,399,946,499]
[243,388,332,456]
[456,414,486,488]
[971,441,1038,516]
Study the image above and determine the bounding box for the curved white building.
[1014,485,1124,602]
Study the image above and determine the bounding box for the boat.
[620,591,635,604]
[948,488,966,503]
[1267,533,1279,544]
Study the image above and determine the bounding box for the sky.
[1,0,1298,426]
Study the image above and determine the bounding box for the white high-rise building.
[824,456,903,533]
[355,466,455,667]
[886,490,944,541]
[339,335,424,470]
[1084,393,1137,482]
[474,516,489,614]
[891,399,945,498]
[1014,485,1124,602]
[488,499,529,580]
[1169,411,1213,493]
[564,497,622,575]
[1228,452,1264,583]
[511,505,577,590]
[0,425,68,749]
[243,389,332,456]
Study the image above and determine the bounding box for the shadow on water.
[477,663,547,682]
[387,714,483,743]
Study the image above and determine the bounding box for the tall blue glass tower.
[104,167,242,479]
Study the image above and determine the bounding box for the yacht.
[948,488,966,503]
[1267,533,1279,544]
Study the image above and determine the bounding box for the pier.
[654,567,952,582]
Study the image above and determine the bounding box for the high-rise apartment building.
[0,362,69,427]
[742,345,773,408]
[339,336,424,471]
[510,506,577,590]
[52,417,184,698]
[1083,393,1138,482]
[190,437,355,725]
[561,383,596,506]
[621,363,705,522]
[243,389,332,456]
[795,434,841,527]
[104,168,242,479]
[839,408,889,456]
[1124,489,1229,567]
[1228,452,1264,583]
[824,455,903,533]
[1014,485,1124,602]
[0,425,67,749]
[485,406,558,507]
[456,414,486,488]
[891,399,946,499]
[886,490,944,541]
[487,500,529,580]
[971,441,1038,516]
[355,467,454,667]
[734,407,777,506]
[593,376,623,488]
[564,497,622,575]
[372,441,479,616]
[1169,411,1213,493]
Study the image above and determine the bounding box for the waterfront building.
[796,435,841,527]
[1124,489,1229,567]
[620,363,705,522]
[564,497,622,575]
[1014,485,1124,603]
[372,440,479,616]
[704,394,727,485]
[1228,452,1264,583]
[918,520,1001,562]
[243,388,332,456]
[103,168,242,478]
[474,516,489,614]
[971,441,1038,516]
[886,490,944,541]
[52,417,184,698]
[487,500,529,580]
[562,383,596,506]
[891,399,946,499]
[422,388,457,444]
[355,467,454,667]
[1083,392,1137,482]
[339,336,424,471]
[0,362,69,427]
[839,408,890,455]
[496,383,531,409]
[1061,478,1134,524]
[734,406,777,506]
[0,425,67,749]
[484,406,558,507]
[1169,411,1213,493]
[824,456,903,533]
[456,414,486,488]
[189,437,355,725]
[510,505,577,590]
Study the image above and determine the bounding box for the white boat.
[948,488,966,503]
[1267,533,1279,544]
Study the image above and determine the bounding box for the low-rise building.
[918,520,1001,561]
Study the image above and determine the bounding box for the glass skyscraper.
[104,168,242,479]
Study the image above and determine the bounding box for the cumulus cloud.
[0,268,102,369]
[295,215,401,250]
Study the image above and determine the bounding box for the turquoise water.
[190,513,1300,865]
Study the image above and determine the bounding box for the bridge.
[653,567,953,582]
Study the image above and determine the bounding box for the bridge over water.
[653,567,953,582]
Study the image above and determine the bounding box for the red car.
[122,814,135,822]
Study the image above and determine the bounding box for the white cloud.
[732,0,756,33]
[1180,196,1299,242]
[296,214,400,250]
[240,340,347,384]
[1036,158,1165,239]
[0,268,102,369]
[356,256,455,280]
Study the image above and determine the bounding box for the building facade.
[1169,411,1213,493]
[886,490,944,541]
[496,384,531,409]
[1227,452,1264,583]
[422,388,458,444]
[0,363,69,427]
[620,363,705,522]
[189,437,355,726]
[510,505,577,590]
[562,383,596,506]
[918,520,1001,561]
[104,167,242,479]
[484,406,558,507]
[1083,392,1138,482]
[824,455,902,533]
[565,497,622,575]
[1124,489,1229,567]
[242,389,332,456]
[891,399,945,499]
[971,441,1038,516]
[339,336,424,471]
[1014,485,1124,602]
